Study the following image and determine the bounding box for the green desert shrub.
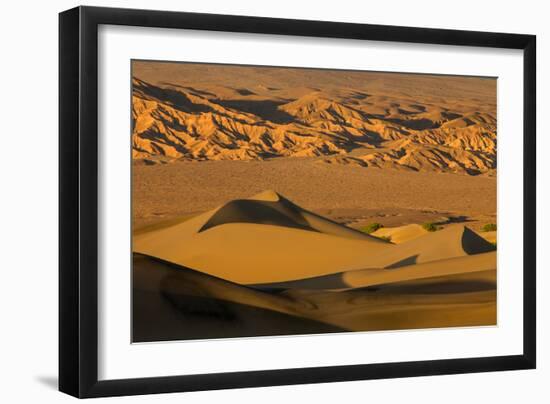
[361,223,384,234]
[482,223,497,232]
[422,222,439,232]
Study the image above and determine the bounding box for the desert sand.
[131,61,497,342]
[134,191,494,283]
[133,190,496,342]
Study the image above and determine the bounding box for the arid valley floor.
[131,61,497,342]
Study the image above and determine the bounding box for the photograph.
[131,60,498,342]
[0,1,543,401]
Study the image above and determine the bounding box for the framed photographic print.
[59,6,536,398]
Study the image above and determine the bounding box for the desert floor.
[133,157,496,232]
[131,62,497,342]
[132,180,496,342]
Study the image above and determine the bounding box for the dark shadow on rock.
[434,215,473,226]
[133,78,212,113]
[235,88,256,96]
[213,99,295,124]
[159,82,216,98]
[386,118,440,130]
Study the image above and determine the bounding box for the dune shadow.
[134,292,345,342]
[252,272,348,291]
[385,255,419,269]
[199,198,314,233]
[462,227,496,254]
[132,253,347,342]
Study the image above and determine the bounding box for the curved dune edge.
[133,190,389,284]
[479,230,497,244]
[133,252,496,341]
[133,191,495,284]
[365,224,495,270]
[134,253,300,316]
[372,223,428,244]
[198,190,372,241]
[135,222,389,284]
[252,250,496,290]
[251,190,378,240]
[133,253,344,342]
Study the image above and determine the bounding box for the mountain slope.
[131,75,496,175]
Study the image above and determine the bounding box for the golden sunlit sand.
[133,190,496,342]
[131,61,497,342]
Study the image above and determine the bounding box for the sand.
[131,62,497,342]
[134,191,495,284]
[132,157,496,231]
[132,191,496,341]
[133,253,344,342]
[133,248,496,342]
[371,224,428,244]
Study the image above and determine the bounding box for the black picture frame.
[59,6,536,398]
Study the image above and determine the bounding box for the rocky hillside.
[132,71,496,175]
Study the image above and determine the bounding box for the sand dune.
[366,225,495,269]
[133,251,496,342]
[134,191,494,284]
[133,253,344,342]
[480,230,497,244]
[201,190,373,240]
[372,224,428,244]
[252,250,496,290]
[131,61,497,342]
[134,191,390,283]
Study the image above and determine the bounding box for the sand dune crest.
[134,193,494,284]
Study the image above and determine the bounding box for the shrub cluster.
[422,222,439,232]
[362,223,384,234]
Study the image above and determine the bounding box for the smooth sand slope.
[133,250,496,342]
[252,251,496,290]
[371,224,428,244]
[133,254,344,342]
[131,62,497,341]
[134,191,495,284]
[133,191,496,341]
[134,190,391,283]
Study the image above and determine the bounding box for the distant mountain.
[132,76,496,175]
